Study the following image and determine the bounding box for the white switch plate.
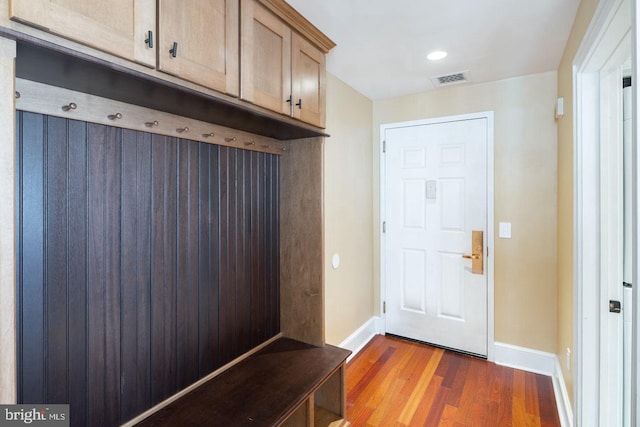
[499,222,512,239]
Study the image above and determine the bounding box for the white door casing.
[381,113,493,357]
[573,0,631,424]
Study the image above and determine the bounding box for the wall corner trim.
[553,355,574,427]
[338,317,383,362]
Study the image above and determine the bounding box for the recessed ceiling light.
[427,50,448,61]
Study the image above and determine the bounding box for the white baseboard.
[494,341,556,375]
[494,342,573,427]
[553,355,573,427]
[338,316,383,361]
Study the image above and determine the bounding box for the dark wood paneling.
[66,120,89,423]
[45,116,70,405]
[120,129,153,420]
[19,111,46,403]
[17,112,280,427]
[176,139,200,390]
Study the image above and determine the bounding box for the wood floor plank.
[346,335,560,427]
[408,374,443,426]
[365,344,417,425]
[512,369,530,426]
[438,404,458,427]
[536,373,561,427]
[525,372,542,424]
[397,348,443,424]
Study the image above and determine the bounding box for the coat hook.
[261,144,271,149]
[245,141,256,146]
[176,127,189,133]
[202,132,215,138]
[108,113,123,120]
[145,120,159,127]
[15,91,20,99]
[61,102,77,112]
[224,137,237,143]
[281,147,287,152]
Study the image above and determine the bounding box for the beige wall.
[323,73,375,345]
[373,71,559,353]
[556,0,600,406]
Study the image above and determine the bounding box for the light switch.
[499,222,512,239]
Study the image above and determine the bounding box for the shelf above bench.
[134,338,351,426]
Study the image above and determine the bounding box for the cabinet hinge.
[382,221,386,233]
[383,140,386,153]
[383,301,386,314]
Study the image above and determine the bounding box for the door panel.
[292,33,325,127]
[158,0,239,95]
[240,0,291,115]
[10,0,156,66]
[385,117,488,356]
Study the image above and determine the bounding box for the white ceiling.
[286,0,581,100]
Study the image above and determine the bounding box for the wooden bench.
[135,337,351,426]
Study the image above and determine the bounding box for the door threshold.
[385,333,487,360]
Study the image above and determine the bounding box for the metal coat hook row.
[202,132,215,138]
[61,102,77,112]
[145,120,159,127]
[108,113,123,120]
[176,127,189,133]
[225,137,237,143]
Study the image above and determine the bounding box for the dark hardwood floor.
[346,335,561,426]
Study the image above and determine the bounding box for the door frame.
[573,0,631,424]
[379,111,495,361]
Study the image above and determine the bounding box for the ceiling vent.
[431,71,470,88]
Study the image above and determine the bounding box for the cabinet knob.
[295,98,302,109]
[170,42,178,58]
[145,31,154,48]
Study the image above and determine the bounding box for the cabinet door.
[240,0,291,116]
[158,0,239,96]
[10,0,156,67]
[291,34,326,128]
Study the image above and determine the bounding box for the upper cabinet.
[10,0,156,67]
[9,0,334,132]
[291,34,325,128]
[241,0,334,128]
[158,0,239,96]
[240,1,291,117]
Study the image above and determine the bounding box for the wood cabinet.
[9,0,156,67]
[291,34,326,128]
[158,0,239,96]
[241,0,331,128]
[9,0,333,129]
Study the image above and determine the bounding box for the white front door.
[383,115,490,357]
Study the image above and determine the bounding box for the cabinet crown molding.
[256,0,336,53]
